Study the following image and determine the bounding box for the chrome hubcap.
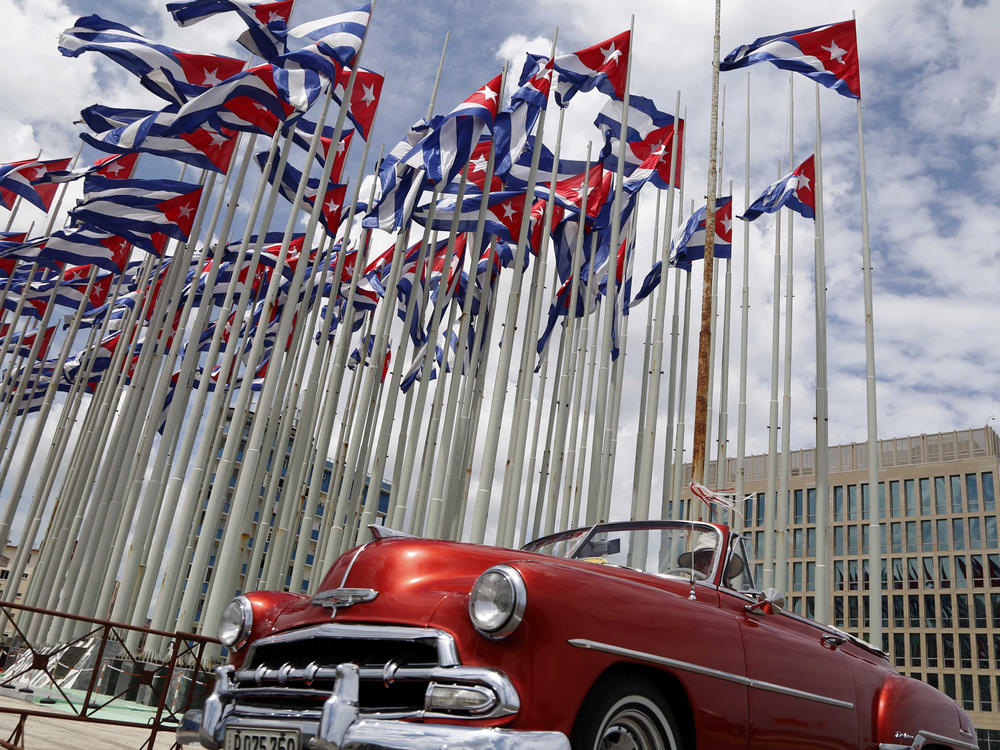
[599,707,670,750]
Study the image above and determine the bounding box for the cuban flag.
[166,0,292,61]
[332,65,383,140]
[741,155,816,221]
[42,228,132,274]
[80,106,238,174]
[289,119,352,173]
[58,15,244,105]
[670,196,733,270]
[551,30,630,107]
[493,57,553,178]
[41,153,138,184]
[400,75,502,187]
[596,94,684,189]
[720,20,860,99]
[70,175,204,256]
[6,266,114,318]
[502,136,592,192]
[164,63,300,137]
[631,259,664,307]
[285,3,370,68]
[0,158,72,211]
[3,325,56,360]
[0,236,61,272]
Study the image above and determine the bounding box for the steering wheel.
[663,567,707,581]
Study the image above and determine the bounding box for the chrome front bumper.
[177,663,570,750]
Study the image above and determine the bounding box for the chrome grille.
[227,623,458,717]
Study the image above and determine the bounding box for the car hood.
[265,537,540,634]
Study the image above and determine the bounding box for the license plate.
[224,727,301,750]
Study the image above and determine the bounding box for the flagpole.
[715,176,735,509]
[762,159,783,591]
[690,0,723,489]
[540,145,592,535]
[587,16,634,524]
[775,73,795,595]
[497,104,564,547]
[734,73,752,531]
[855,13,881,639]
[814,82,834,627]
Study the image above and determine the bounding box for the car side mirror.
[745,587,785,615]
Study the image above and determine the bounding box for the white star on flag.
[202,67,222,86]
[821,39,847,65]
[336,140,347,154]
[476,86,497,103]
[104,163,123,175]
[325,198,340,212]
[267,11,284,23]
[207,131,229,146]
[32,167,46,180]
[501,203,517,220]
[360,84,376,106]
[470,155,488,174]
[600,42,622,66]
[721,216,732,234]
[177,204,193,219]
[118,240,129,250]
[796,173,811,192]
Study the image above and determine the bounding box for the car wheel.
[571,676,684,750]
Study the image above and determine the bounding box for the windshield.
[526,521,723,581]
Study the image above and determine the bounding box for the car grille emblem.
[311,587,378,618]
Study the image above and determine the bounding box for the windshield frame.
[525,520,726,583]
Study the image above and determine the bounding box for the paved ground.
[0,694,178,749]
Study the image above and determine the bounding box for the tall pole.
[690,0,722,488]
[734,73,751,531]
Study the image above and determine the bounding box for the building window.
[907,558,919,590]
[950,475,964,514]
[849,485,859,521]
[793,490,803,524]
[835,561,844,591]
[922,557,934,588]
[957,594,970,629]
[892,632,905,667]
[834,526,843,556]
[942,632,954,668]
[905,522,916,553]
[893,595,904,627]
[889,481,901,518]
[975,593,988,628]
[919,477,932,515]
[969,517,982,550]
[967,474,980,512]
[952,518,965,550]
[893,559,904,589]
[920,520,933,552]
[925,632,938,667]
[936,519,949,551]
[960,673,974,711]
[935,476,947,514]
[955,556,968,588]
[848,560,858,591]
[979,675,992,712]
[924,594,936,627]
[833,486,844,522]
[909,632,921,666]
[987,515,998,548]
[890,522,902,553]
[908,594,920,627]
[904,479,916,516]
[984,472,995,512]
[806,527,816,556]
[972,555,985,587]
[848,525,859,555]
[990,554,1000,587]
[941,594,953,627]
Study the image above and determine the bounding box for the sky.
[1,0,999,534]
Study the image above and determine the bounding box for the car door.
[734,600,859,749]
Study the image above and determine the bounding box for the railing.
[0,600,219,750]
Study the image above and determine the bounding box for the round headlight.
[468,565,526,639]
[219,596,253,650]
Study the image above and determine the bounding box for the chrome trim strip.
[917,729,979,749]
[338,537,377,588]
[569,638,855,710]
[243,622,460,669]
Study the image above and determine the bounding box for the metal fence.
[0,600,218,750]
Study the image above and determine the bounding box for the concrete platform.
[0,694,178,749]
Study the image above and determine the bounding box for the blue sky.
[1,0,998,527]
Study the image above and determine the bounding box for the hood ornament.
[312,587,378,618]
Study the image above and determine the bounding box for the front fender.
[874,673,977,749]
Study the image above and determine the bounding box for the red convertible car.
[178,519,977,749]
